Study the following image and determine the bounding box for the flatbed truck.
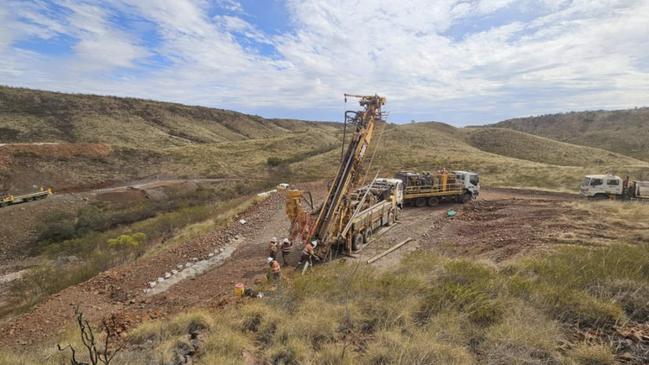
[396,170,480,207]
[0,187,52,208]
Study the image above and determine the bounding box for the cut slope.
[493,108,649,161]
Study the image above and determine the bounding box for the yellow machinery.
[285,94,385,260]
[0,187,52,208]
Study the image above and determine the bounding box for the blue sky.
[1,0,648,125]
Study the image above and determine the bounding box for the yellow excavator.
[286,94,386,261]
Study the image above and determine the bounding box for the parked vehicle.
[395,170,479,207]
[346,178,403,250]
[580,174,649,200]
[0,187,52,208]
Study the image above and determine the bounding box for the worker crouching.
[267,257,281,283]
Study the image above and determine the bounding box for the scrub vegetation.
[5,243,645,364]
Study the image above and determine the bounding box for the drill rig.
[286,94,386,261]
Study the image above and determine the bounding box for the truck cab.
[453,171,480,198]
[373,178,404,208]
[580,175,623,198]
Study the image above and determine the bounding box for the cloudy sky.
[1,0,648,124]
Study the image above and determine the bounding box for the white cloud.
[0,0,647,124]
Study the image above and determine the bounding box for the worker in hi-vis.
[267,257,281,282]
[268,237,279,259]
[280,238,292,265]
[298,240,318,267]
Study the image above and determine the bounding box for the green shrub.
[107,232,146,255]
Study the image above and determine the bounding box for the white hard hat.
[271,237,278,243]
[267,257,274,263]
[311,240,318,248]
[283,238,290,243]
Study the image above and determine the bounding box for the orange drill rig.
[286,94,386,261]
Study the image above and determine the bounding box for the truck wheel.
[415,197,426,207]
[352,233,363,251]
[363,229,372,243]
[427,197,439,207]
[593,194,608,200]
[462,192,472,203]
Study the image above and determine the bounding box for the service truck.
[346,178,403,251]
[396,170,479,207]
[580,174,649,200]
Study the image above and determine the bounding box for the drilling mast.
[287,94,386,260]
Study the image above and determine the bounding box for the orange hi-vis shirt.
[269,241,278,253]
[303,242,314,255]
[271,260,281,273]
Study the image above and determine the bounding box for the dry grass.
[2,240,646,364]
[570,343,615,365]
[557,200,649,246]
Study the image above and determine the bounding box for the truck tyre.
[462,192,472,203]
[415,197,426,207]
[593,194,608,200]
[363,228,372,243]
[427,197,439,207]
[352,233,363,251]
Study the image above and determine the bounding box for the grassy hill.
[2,86,648,194]
[291,122,649,191]
[0,86,338,148]
[493,108,649,162]
[0,86,341,192]
[463,127,643,167]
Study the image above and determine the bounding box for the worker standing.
[280,238,292,265]
[268,237,279,259]
[267,257,281,283]
[298,240,318,267]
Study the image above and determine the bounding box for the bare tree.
[57,305,122,365]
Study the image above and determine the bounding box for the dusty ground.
[356,188,575,267]
[1,185,646,363]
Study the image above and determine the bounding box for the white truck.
[347,178,403,251]
[580,174,649,200]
